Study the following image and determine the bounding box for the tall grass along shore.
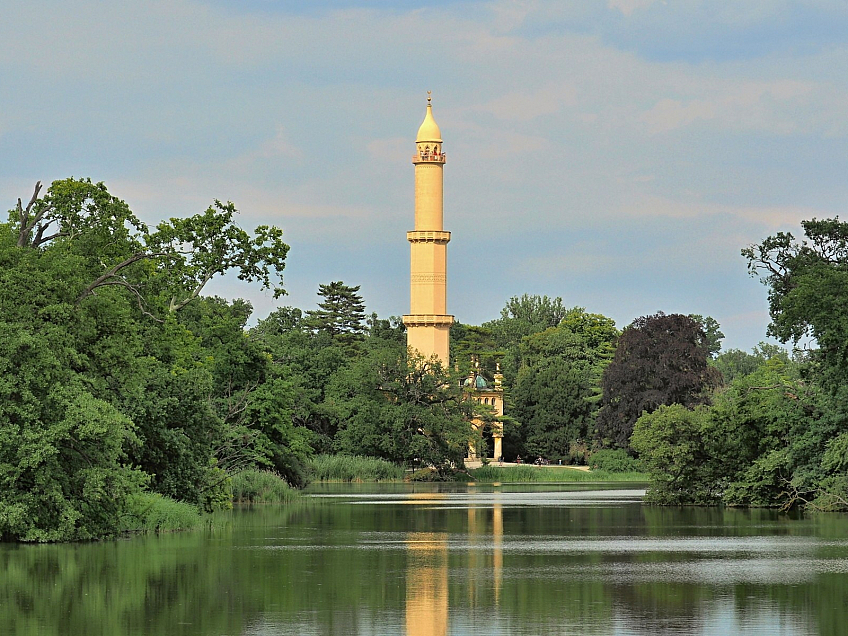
[470,465,647,483]
[306,454,405,482]
[231,469,300,503]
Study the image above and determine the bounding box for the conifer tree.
[306,281,366,344]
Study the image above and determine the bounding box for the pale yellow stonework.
[403,96,453,363]
[465,363,505,461]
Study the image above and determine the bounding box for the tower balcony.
[412,153,446,164]
[407,230,451,244]
[403,314,455,328]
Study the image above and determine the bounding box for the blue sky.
[3,0,847,351]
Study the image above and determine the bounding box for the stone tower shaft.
[403,95,453,364]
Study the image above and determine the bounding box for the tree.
[0,321,146,541]
[305,281,367,344]
[329,346,473,471]
[0,178,291,539]
[740,218,848,508]
[712,342,791,385]
[632,357,819,508]
[251,305,354,453]
[595,312,718,449]
[631,405,719,504]
[510,309,618,460]
[450,322,501,379]
[688,314,725,358]
[12,178,289,319]
[484,294,567,348]
[366,312,406,345]
[513,358,590,460]
[742,217,848,385]
[482,295,570,389]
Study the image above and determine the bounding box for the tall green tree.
[688,314,725,358]
[329,345,473,471]
[484,294,567,348]
[305,281,367,344]
[252,305,353,453]
[742,217,848,387]
[741,218,848,509]
[511,309,618,460]
[483,294,569,388]
[450,322,501,379]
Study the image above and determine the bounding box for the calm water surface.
[2,482,848,635]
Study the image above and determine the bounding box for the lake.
[2,482,847,635]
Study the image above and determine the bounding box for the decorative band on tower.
[403,93,453,364]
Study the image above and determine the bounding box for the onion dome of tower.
[416,94,442,143]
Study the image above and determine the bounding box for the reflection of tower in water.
[405,532,449,636]
[466,500,504,607]
[403,495,505,635]
[493,501,503,605]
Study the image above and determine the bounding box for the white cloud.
[607,0,660,17]
[641,79,817,135]
[477,83,577,121]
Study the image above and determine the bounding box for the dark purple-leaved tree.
[595,312,719,448]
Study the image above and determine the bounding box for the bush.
[230,470,299,503]
[589,449,643,473]
[305,454,404,482]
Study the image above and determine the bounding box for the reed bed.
[470,465,647,483]
[230,469,300,503]
[123,493,203,533]
[306,454,405,482]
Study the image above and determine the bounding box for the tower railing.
[412,153,446,163]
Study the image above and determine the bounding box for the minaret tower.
[403,93,453,364]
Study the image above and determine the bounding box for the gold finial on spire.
[427,90,432,104]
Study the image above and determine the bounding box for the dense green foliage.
[588,449,643,473]
[511,308,618,461]
[632,360,819,506]
[7,176,848,542]
[632,218,848,509]
[0,179,290,541]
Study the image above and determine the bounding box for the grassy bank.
[306,454,405,482]
[231,469,300,503]
[470,465,648,483]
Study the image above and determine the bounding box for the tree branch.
[16,181,53,248]
[169,268,216,312]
